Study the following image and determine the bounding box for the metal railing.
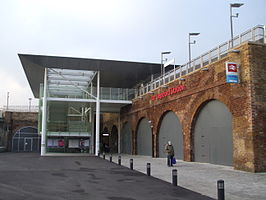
[136,25,265,97]
[48,86,136,101]
[1,105,39,112]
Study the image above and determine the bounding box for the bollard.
[118,156,121,165]
[217,180,225,200]
[147,163,151,176]
[103,153,105,159]
[172,169,178,186]
[130,159,133,170]
[97,152,100,157]
[110,155,112,162]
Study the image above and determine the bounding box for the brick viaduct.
[116,42,266,173]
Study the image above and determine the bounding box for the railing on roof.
[136,25,265,97]
[1,106,39,113]
[48,86,136,101]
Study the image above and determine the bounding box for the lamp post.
[230,3,244,48]
[189,32,200,67]
[6,92,9,111]
[161,51,171,76]
[28,98,32,112]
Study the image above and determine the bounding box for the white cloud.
[0,71,37,107]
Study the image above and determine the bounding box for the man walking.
[165,141,175,167]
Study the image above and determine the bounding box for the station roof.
[18,54,161,98]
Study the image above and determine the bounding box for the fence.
[137,25,265,97]
[1,105,39,113]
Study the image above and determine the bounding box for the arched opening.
[101,127,110,153]
[109,125,118,153]
[136,118,152,156]
[121,122,132,154]
[12,126,40,152]
[193,100,233,166]
[158,111,183,159]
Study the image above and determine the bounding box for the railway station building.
[19,25,266,172]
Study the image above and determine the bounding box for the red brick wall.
[119,42,266,172]
[249,43,266,172]
[4,112,38,151]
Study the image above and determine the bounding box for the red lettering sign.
[151,85,185,101]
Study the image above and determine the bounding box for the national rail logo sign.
[226,62,239,83]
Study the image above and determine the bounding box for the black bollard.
[118,156,121,165]
[130,159,133,170]
[147,163,151,176]
[217,180,225,200]
[97,152,100,157]
[103,153,105,159]
[172,169,177,186]
[110,155,112,162]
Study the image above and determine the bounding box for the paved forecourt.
[107,154,266,200]
[0,153,213,200]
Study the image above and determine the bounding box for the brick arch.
[155,110,184,158]
[109,125,118,153]
[121,121,133,154]
[135,116,153,156]
[189,96,233,162]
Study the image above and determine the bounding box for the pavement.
[104,154,266,200]
[0,153,265,200]
[0,153,213,200]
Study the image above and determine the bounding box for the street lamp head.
[161,51,171,55]
[230,3,244,8]
[189,32,200,36]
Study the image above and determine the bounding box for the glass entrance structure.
[19,54,161,155]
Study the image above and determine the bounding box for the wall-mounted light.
[201,67,209,71]
[179,78,186,81]
[230,49,240,53]
[161,85,168,88]
[148,91,154,94]
[148,120,152,123]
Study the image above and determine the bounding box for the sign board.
[151,85,185,101]
[226,62,239,83]
[164,58,175,68]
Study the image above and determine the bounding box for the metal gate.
[12,127,40,152]
[158,111,183,159]
[121,122,132,154]
[110,125,118,153]
[194,100,233,166]
[137,118,152,156]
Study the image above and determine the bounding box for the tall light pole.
[230,3,244,48]
[189,32,200,67]
[161,51,171,76]
[6,92,9,111]
[28,98,32,112]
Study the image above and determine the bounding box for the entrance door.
[137,118,152,156]
[24,138,33,152]
[194,100,233,166]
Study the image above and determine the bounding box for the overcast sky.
[0,0,265,107]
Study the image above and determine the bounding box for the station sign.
[151,85,185,101]
[226,62,239,83]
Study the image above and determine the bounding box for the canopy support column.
[95,71,100,155]
[118,114,121,154]
[41,67,48,156]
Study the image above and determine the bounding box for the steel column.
[95,71,100,155]
[118,114,121,154]
[41,68,48,156]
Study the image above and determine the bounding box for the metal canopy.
[18,54,161,98]
[47,68,95,98]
